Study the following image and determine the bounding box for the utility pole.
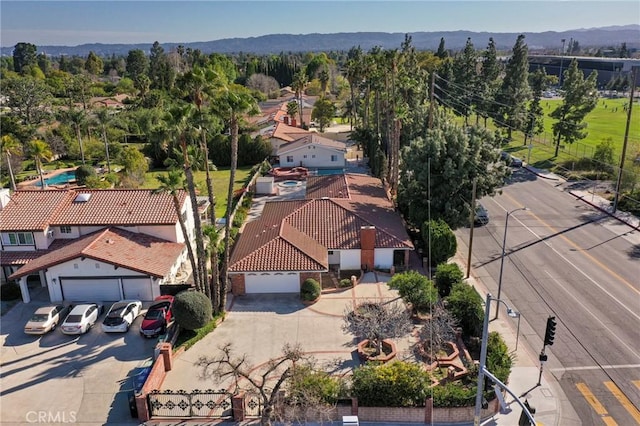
[613,66,637,213]
[428,71,436,130]
[466,179,477,278]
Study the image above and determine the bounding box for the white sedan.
[61,303,104,335]
[101,300,142,333]
[24,305,71,335]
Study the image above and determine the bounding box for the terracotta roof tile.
[9,227,184,279]
[306,175,350,199]
[0,190,73,231]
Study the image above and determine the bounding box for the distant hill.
[2,25,638,56]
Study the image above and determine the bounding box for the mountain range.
[2,25,638,57]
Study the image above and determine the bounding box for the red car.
[140,295,174,338]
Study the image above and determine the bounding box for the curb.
[568,191,640,231]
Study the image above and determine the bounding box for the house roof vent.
[74,193,92,203]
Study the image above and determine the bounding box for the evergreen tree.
[493,34,531,139]
[477,38,502,126]
[551,59,599,157]
[524,67,552,146]
[84,51,103,75]
[12,42,37,74]
[451,37,478,125]
[436,37,448,59]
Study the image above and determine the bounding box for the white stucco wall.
[373,248,396,269]
[279,145,345,168]
[340,250,361,270]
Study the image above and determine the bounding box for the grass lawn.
[142,166,254,218]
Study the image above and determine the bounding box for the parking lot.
[0,297,157,425]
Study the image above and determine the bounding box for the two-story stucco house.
[0,188,195,303]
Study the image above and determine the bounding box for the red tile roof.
[229,175,412,272]
[0,189,187,230]
[9,227,184,279]
[306,175,350,199]
[271,122,310,142]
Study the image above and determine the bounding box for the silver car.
[61,303,104,335]
[102,300,142,333]
[24,305,71,335]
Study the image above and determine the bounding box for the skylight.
[74,193,91,203]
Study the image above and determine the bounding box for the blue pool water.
[35,170,77,187]
[280,180,299,187]
[314,168,345,176]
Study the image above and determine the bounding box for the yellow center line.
[633,380,640,390]
[576,383,618,425]
[605,381,640,424]
[503,193,639,296]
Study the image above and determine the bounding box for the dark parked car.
[501,151,523,167]
[474,204,490,226]
[140,295,174,338]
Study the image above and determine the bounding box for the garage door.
[122,277,154,301]
[60,277,121,302]
[245,272,299,293]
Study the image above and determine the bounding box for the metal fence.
[148,389,233,418]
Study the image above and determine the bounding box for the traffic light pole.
[482,367,536,425]
[537,349,546,386]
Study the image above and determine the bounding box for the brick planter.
[357,339,397,363]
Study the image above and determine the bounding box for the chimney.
[360,226,376,271]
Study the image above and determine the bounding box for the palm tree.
[286,101,298,125]
[94,108,113,173]
[163,103,208,296]
[291,71,307,127]
[155,170,200,291]
[211,83,258,313]
[1,134,23,191]
[28,139,53,190]
[59,107,87,165]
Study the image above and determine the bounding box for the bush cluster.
[172,290,213,331]
[435,263,464,298]
[300,278,320,301]
[446,282,484,338]
[0,282,21,301]
[339,278,352,288]
[352,361,431,407]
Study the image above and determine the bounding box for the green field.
[501,97,639,170]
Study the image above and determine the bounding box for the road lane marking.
[576,383,618,425]
[493,197,640,325]
[545,272,640,360]
[634,380,640,390]
[502,193,639,296]
[604,381,640,424]
[551,364,640,372]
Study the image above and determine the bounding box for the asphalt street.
[459,167,640,425]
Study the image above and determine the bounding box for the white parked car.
[101,300,142,333]
[24,305,72,335]
[61,303,104,335]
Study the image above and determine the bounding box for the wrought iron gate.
[148,389,232,418]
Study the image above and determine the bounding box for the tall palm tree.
[211,83,258,313]
[1,134,23,191]
[291,71,307,127]
[163,103,208,296]
[286,101,298,125]
[29,139,53,190]
[94,108,113,173]
[155,170,200,292]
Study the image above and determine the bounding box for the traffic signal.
[518,399,536,426]
[544,316,557,346]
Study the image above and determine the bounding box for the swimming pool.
[35,170,77,187]
[313,168,345,176]
[279,180,300,187]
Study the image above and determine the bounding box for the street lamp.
[507,308,521,352]
[495,207,527,319]
[559,39,566,86]
[474,294,527,426]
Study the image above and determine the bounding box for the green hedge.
[301,278,320,301]
[352,361,431,407]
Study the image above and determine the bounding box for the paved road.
[460,168,640,426]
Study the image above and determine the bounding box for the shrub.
[173,290,213,331]
[0,282,21,301]
[289,364,344,405]
[339,278,352,288]
[352,361,431,407]
[446,282,484,338]
[174,316,221,351]
[421,219,457,266]
[75,165,96,185]
[300,278,321,301]
[388,270,437,314]
[431,380,477,407]
[486,331,514,385]
[435,263,464,298]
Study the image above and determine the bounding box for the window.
[331,155,338,162]
[328,250,334,255]
[312,155,316,158]
[303,154,307,159]
[60,226,71,234]
[6,232,34,246]
[286,156,293,163]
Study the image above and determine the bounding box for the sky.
[1,1,639,47]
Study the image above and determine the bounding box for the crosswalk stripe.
[576,383,618,425]
[604,381,640,424]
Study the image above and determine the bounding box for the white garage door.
[60,277,121,302]
[245,272,299,293]
[122,277,154,301]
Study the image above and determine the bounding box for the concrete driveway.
[0,300,157,426]
[162,273,416,392]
